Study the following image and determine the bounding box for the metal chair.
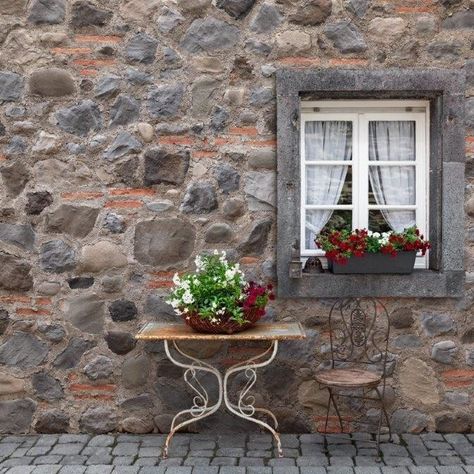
[314,297,392,456]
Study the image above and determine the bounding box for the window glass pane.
[368,166,415,206]
[369,121,415,161]
[305,121,352,162]
[305,209,352,249]
[306,165,352,205]
[369,209,416,233]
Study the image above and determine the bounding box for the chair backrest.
[328,298,390,376]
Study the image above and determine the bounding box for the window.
[300,100,429,269]
[276,69,465,298]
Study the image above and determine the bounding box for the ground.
[0,432,473,473]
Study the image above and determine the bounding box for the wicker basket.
[182,308,264,334]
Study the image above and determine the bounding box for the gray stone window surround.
[276,68,466,298]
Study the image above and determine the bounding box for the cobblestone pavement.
[0,433,473,474]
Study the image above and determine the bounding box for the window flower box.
[328,250,417,274]
[316,227,430,275]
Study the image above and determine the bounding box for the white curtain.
[305,121,352,248]
[368,121,416,232]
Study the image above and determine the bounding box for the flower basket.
[328,250,417,274]
[167,251,274,335]
[183,307,264,334]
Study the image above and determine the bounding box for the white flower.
[194,255,204,271]
[169,299,180,309]
[172,273,181,285]
[182,290,194,304]
[367,230,373,236]
[213,249,219,255]
[373,232,381,238]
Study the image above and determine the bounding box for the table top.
[135,321,306,341]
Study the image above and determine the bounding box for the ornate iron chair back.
[328,298,390,378]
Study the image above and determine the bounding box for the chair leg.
[328,388,344,433]
[375,387,392,442]
[323,387,332,433]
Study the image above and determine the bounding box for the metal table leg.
[162,340,223,458]
[223,341,283,457]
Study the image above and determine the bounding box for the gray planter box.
[328,251,417,274]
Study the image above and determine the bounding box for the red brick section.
[61,191,104,200]
[193,150,219,159]
[315,415,353,434]
[229,127,258,136]
[104,200,143,209]
[75,35,122,43]
[147,271,179,289]
[69,382,116,400]
[109,188,156,197]
[466,136,474,155]
[240,257,260,265]
[16,308,51,317]
[50,35,123,76]
[0,295,31,304]
[159,135,195,146]
[442,369,474,388]
[73,58,116,67]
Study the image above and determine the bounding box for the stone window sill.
[280,270,465,298]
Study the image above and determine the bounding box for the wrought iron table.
[135,322,306,458]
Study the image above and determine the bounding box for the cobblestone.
[0,434,471,473]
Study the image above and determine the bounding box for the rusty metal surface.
[135,321,306,341]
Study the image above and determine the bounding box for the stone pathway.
[0,433,473,473]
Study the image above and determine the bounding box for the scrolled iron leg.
[162,340,223,458]
[223,341,283,457]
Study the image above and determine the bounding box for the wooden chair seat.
[315,368,382,389]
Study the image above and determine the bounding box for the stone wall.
[0,0,473,435]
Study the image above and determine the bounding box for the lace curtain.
[305,121,352,248]
[368,121,416,232]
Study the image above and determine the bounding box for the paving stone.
[268,457,296,466]
[50,445,84,455]
[408,467,438,474]
[217,468,245,474]
[84,467,113,474]
[244,467,272,474]
[210,458,237,466]
[437,457,463,465]
[326,467,354,474]
[189,469,219,474]
[60,456,88,465]
[238,458,265,466]
[354,456,380,466]
[330,456,354,465]
[273,467,299,474]
[31,466,61,474]
[354,468,382,474]
[299,468,328,474]
[182,458,209,467]
[4,468,35,474]
[111,468,140,474]
[297,456,329,466]
[381,468,410,474]
[57,436,90,445]
[384,457,414,466]
[32,456,63,465]
[58,467,86,474]
[113,457,135,466]
[413,457,439,465]
[435,467,466,473]
[112,444,139,456]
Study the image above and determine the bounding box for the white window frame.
[300,100,430,269]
